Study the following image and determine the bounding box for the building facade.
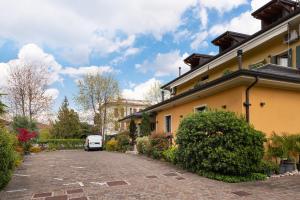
[105,99,149,135]
[140,0,300,138]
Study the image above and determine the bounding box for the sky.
[0,0,271,113]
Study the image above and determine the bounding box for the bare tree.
[144,81,170,105]
[7,62,52,120]
[75,73,120,139]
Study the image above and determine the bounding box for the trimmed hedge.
[137,136,150,155]
[37,139,84,150]
[0,129,17,189]
[148,133,170,159]
[176,110,266,179]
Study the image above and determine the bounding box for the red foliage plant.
[17,128,37,142]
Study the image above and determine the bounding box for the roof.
[118,112,143,122]
[149,65,300,112]
[184,53,214,67]
[211,31,250,45]
[252,0,297,19]
[161,7,300,89]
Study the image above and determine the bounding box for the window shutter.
[271,56,277,64]
[288,48,293,67]
[296,46,300,69]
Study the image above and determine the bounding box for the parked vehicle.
[84,135,103,151]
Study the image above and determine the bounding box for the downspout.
[244,76,258,123]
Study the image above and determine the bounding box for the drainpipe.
[244,76,258,123]
[161,90,165,102]
[179,67,182,76]
[237,49,243,70]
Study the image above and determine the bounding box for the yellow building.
[138,0,300,138]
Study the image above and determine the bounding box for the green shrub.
[116,133,131,152]
[37,139,84,150]
[136,136,150,155]
[198,171,266,183]
[256,160,279,176]
[0,128,17,189]
[162,146,178,164]
[149,133,170,159]
[11,115,38,132]
[106,138,118,151]
[176,110,265,177]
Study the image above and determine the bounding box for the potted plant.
[17,128,37,155]
[267,133,299,174]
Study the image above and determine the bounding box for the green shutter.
[296,46,300,69]
[288,48,293,67]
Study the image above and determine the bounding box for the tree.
[140,113,151,136]
[50,97,81,138]
[129,119,137,145]
[144,81,170,105]
[0,93,7,116]
[11,115,38,132]
[7,62,52,120]
[75,73,120,140]
[79,122,93,138]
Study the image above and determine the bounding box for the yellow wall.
[156,86,245,135]
[175,34,300,95]
[250,86,300,137]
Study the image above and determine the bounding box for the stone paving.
[1,150,300,200]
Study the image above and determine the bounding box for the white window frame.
[194,104,207,113]
[164,114,172,133]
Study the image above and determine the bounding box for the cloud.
[111,47,141,64]
[190,31,209,50]
[45,88,60,100]
[0,43,63,87]
[61,66,115,78]
[199,0,248,13]
[0,0,197,64]
[136,50,189,77]
[122,78,161,100]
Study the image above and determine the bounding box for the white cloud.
[199,0,248,13]
[111,47,141,64]
[136,50,189,77]
[190,31,208,50]
[251,0,271,11]
[61,66,115,78]
[199,6,208,28]
[122,78,161,100]
[45,88,60,100]
[0,0,197,64]
[0,43,63,87]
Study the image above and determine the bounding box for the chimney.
[237,49,243,70]
[179,67,182,76]
[161,90,165,102]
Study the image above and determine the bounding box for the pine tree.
[51,97,81,138]
[140,113,151,136]
[129,119,137,145]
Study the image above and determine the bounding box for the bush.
[106,138,118,151]
[176,110,265,177]
[116,133,131,152]
[198,171,266,183]
[136,136,150,155]
[149,133,170,159]
[29,146,42,153]
[162,146,178,164]
[11,115,37,132]
[37,139,84,150]
[0,128,17,189]
[256,160,279,176]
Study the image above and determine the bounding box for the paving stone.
[176,177,185,180]
[33,192,52,198]
[106,180,128,186]
[69,197,88,200]
[232,191,251,196]
[45,195,68,200]
[1,150,300,200]
[146,175,158,178]
[67,188,84,194]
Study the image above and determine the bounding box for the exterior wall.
[250,86,300,137]
[155,86,245,136]
[175,32,300,95]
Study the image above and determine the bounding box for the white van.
[84,135,103,151]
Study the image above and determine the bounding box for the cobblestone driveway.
[1,150,299,200]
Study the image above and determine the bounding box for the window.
[120,108,125,118]
[130,108,132,114]
[194,105,207,113]
[133,108,137,113]
[271,50,292,67]
[165,115,172,133]
[114,108,119,118]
